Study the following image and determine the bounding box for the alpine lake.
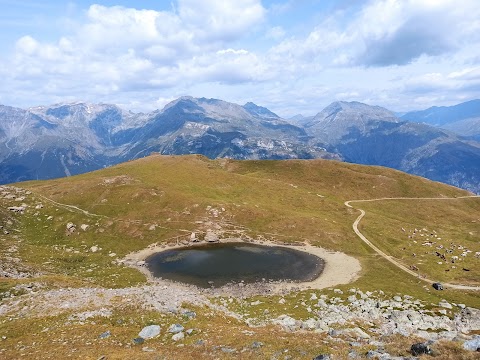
[145,242,324,288]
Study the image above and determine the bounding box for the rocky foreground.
[1,276,480,359]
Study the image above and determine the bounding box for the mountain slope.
[115,96,329,161]
[2,154,479,359]
[401,99,480,140]
[304,101,480,193]
[0,98,479,194]
[0,98,335,184]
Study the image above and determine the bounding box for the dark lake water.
[145,242,324,288]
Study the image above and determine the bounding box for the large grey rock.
[463,335,480,351]
[138,325,161,339]
[455,307,480,332]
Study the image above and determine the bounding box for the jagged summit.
[243,102,280,119]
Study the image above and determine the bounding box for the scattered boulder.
[138,325,161,339]
[439,300,452,309]
[90,245,99,253]
[204,230,218,242]
[463,336,480,351]
[66,222,76,234]
[80,224,89,231]
[410,342,432,356]
[172,332,184,341]
[313,355,330,360]
[168,324,184,334]
[432,283,443,290]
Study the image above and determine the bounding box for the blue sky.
[0,0,479,116]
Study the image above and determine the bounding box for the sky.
[0,0,479,116]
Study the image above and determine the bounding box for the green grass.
[1,154,479,358]
[6,154,476,296]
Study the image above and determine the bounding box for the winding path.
[344,196,480,291]
[38,194,106,218]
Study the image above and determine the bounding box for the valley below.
[0,155,479,359]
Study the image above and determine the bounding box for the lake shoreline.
[123,238,362,294]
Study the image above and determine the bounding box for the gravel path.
[344,196,480,291]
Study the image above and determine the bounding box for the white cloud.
[178,0,265,42]
[2,0,266,106]
[1,0,479,114]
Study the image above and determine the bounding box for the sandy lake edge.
[123,239,362,294]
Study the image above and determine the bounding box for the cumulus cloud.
[270,0,480,68]
[2,0,266,106]
[1,0,480,113]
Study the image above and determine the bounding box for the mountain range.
[0,97,479,193]
[401,99,480,141]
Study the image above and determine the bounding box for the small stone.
[168,324,184,334]
[463,336,480,351]
[347,295,356,303]
[132,337,144,345]
[183,311,196,319]
[432,282,443,290]
[138,325,161,339]
[251,341,264,349]
[142,347,154,352]
[313,355,331,360]
[410,343,432,356]
[351,327,370,339]
[99,330,111,339]
[439,300,452,309]
[172,332,184,341]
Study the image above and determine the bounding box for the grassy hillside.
[1,154,479,359]
[5,155,477,292]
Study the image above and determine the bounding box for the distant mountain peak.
[243,102,280,119]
